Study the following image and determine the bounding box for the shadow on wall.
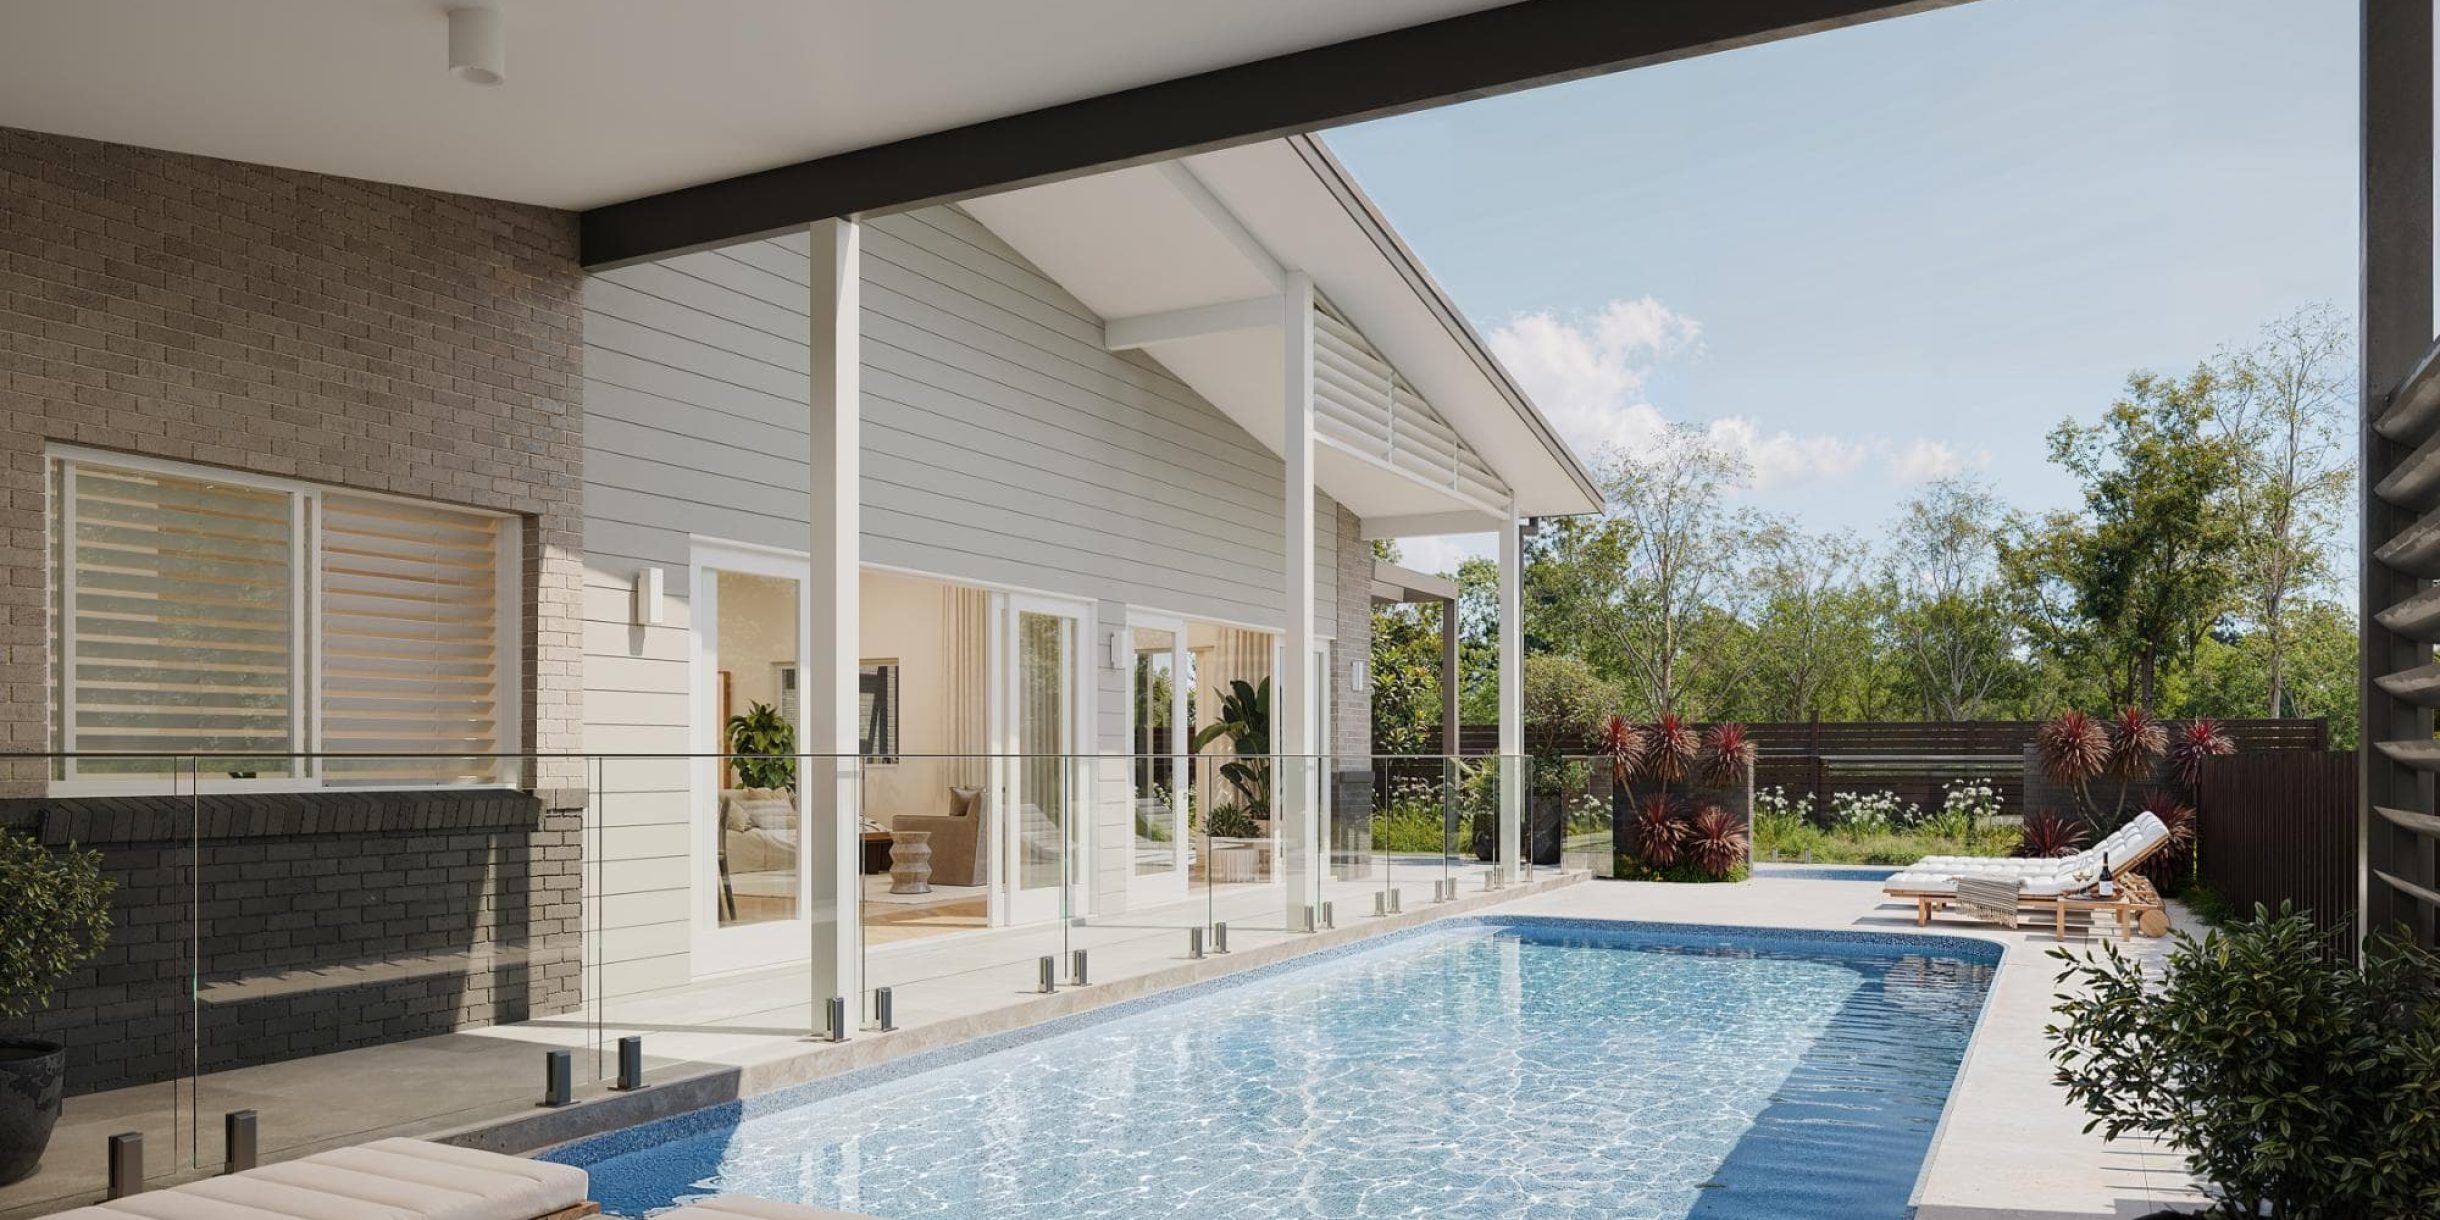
[0,790,584,1096]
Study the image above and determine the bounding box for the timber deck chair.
[1884,812,2173,939]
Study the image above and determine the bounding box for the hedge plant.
[0,831,114,1022]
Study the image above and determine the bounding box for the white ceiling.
[0,0,1516,209]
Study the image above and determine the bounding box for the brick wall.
[0,790,586,1096]
[0,126,585,779]
[1331,505,1373,760]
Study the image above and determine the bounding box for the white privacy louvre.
[59,463,298,777]
[1311,297,1511,512]
[320,494,510,784]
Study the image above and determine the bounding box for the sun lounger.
[50,1138,594,1220]
[1885,813,2172,936]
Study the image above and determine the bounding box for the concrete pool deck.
[1495,877,2206,1220]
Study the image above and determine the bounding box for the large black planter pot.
[0,1039,65,1186]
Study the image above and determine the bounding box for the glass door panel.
[1001,599,1081,925]
[692,545,811,976]
[1130,620,1187,904]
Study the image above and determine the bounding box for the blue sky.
[1324,0,2355,575]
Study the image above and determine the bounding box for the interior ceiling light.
[447,6,505,86]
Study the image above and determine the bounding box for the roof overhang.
[1372,561,1460,606]
[963,137,1602,525]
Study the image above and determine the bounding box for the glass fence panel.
[186,752,599,1171]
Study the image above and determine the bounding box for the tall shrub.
[0,832,114,1021]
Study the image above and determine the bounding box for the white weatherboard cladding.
[581,205,1342,984]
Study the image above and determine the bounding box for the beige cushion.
[55,1137,588,1220]
[729,790,796,834]
[720,793,751,834]
[949,785,982,817]
[662,1197,879,1219]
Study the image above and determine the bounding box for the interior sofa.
[890,785,988,887]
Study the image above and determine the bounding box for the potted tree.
[0,830,113,1185]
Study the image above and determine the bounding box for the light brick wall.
[0,127,585,777]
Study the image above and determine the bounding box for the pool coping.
[541,912,2012,1205]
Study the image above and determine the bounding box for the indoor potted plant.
[0,829,113,1185]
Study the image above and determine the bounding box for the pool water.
[560,919,1998,1220]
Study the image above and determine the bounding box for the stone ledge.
[0,790,546,846]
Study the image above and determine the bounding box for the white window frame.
[46,445,523,796]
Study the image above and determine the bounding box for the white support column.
[806,217,863,1027]
[1280,271,1318,929]
[1497,503,1524,883]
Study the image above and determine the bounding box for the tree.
[1601,427,1762,717]
[2212,304,2355,718]
[2171,602,2361,748]
[1886,480,2022,719]
[1742,524,1888,719]
[2006,370,2245,708]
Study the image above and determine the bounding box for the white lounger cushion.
[1888,814,2169,899]
[49,1138,587,1220]
[661,1199,877,1219]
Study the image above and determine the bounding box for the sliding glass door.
[690,542,811,976]
[1129,617,1190,907]
[996,593,1087,926]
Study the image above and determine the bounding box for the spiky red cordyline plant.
[2014,810,2089,860]
[2036,710,2111,786]
[2169,717,2236,790]
[1685,804,1748,878]
[1698,723,1756,788]
[1599,714,1648,790]
[2105,706,2167,780]
[1642,713,1700,785]
[1634,794,1688,868]
[2133,790,2198,889]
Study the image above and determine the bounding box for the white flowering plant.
[1828,789,1918,833]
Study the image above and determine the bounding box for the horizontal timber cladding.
[2197,751,2360,955]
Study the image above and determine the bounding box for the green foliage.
[0,831,114,1021]
[1191,678,1272,817]
[1612,856,1749,884]
[2006,369,2247,709]
[1202,802,1262,840]
[723,701,797,791]
[2047,907,2440,1218]
[1752,817,2018,865]
[2170,602,2360,748]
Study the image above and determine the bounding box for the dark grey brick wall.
[0,790,585,1097]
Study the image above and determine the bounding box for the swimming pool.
[554,917,2001,1219]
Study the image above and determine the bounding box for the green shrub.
[1613,855,1748,884]
[1752,816,2018,865]
[0,831,114,1021]
[2048,906,2440,1218]
[1203,802,1262,840]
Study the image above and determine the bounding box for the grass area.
[1753,815,2021,865]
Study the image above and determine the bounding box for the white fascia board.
[1103,294,1282,350]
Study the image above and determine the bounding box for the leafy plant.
[1697,723,1755,787]
[2133,790,2199,892]
[2036,709,2111,790]
[1191,677,1272,818]
[1203,801,1262,840]
[2015,810,2088,859]
[2104,706,2167,778]
[1599,714,1648,788]
[1684,805,1748,877]
[2048,907,2440,1218]
[724,700,797,791]
[1829,789,1917,833]
[0,832,114,1021]
[2171,717,2238,788]
[1641,713,1700,783]
[1632,795,1687,868]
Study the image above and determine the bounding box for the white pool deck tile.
[5,869,2205,1220]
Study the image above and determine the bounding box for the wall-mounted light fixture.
[447,6,506,86]
[632,567,665,626]
[1350,657,1370,693]
[1104,628,1128,671]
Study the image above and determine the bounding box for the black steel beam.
[579,0,1960,268]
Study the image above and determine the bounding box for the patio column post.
[2360,0,2436,948]
[807,216,864,1024]
[1281,270,1319,927]
[1497,502,1523,882]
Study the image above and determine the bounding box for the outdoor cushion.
[49,1137,588,1220]
[950,785,982,816]
[661,1198,878,1219]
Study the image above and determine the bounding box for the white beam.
[1497,502,1523,883]
[1358,510,1502,540]
[806,217,862,1028]
[1280,270,1318,931]
[1102,295,1281,351]
[1161,160,1287,290]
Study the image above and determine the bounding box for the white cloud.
[1488,297,1977,494]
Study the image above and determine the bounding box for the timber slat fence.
[2196,750,2359,951]
[1399,718,2330,820]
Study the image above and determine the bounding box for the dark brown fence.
[1398,718,2330,821]
[2196,750,2359,950]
